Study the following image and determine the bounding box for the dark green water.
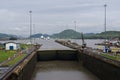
[31,61,100,80]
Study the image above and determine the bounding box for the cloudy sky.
[0,0,120,36]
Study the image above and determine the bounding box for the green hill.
[51,29,120,39]
[51,29,81,39]
[83,31,120,39]
[97,31,120,39]
[1,30,119,39]
[0,33,18,40]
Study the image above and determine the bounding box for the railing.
[0,45,40,80]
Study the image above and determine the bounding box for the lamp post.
[33,24,35,44]
[104,4,107,40]
[29,10,32,44]
[74,21,76,32]
[104,4,109,53]
[74,21,77,42]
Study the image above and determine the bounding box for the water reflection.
[32,61,99,80]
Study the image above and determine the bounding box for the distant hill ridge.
[51,29,81,39]
[51,30,120,39]
[1,29,120,39]
[30,29,120,39]
[30,33,50,38]
[0,33,17,40]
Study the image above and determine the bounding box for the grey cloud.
[0,0,120,36]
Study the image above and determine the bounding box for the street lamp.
[29,10,32,44]
[104,4,109,53]
[74,21,77,32]
[104,4,107,40]
[74,21,77,41]
[33,24,35,44]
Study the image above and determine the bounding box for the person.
[103,46,109,53]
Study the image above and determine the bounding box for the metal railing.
[0,45,40,80]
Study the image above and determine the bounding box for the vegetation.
[9,37,17,40]
[0,33,17,40]
[0,44,4,48]
[87,31,120,39]
[52,29,81,39]
[100,53,120,61]
[0,33,10,38]
[20,44,31,50]
[0,50,16,63]
[51,29,120,39]
[0,44,31,64]
[1,29,120,39]
[2,54,27,66]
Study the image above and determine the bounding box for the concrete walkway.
[0,39,74,51]
[36,39,74,51]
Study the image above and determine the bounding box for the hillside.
[1,30,120,40]
[51,30,120,39]
[51,29,81,39]
[30,33,50,38]
[0,33,18,40]
[87,31,120,39]
[0,33,9,38]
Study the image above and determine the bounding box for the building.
[5,42,20,50]
[40,35,44,39]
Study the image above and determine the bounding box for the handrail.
[0,45,40,80]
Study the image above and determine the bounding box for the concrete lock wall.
[19,51,120,80]
[4,49,120,80]
[18,54,37,80]
[37,50,78,61]
[81,52,120,80]
[4,50,78,80]
[5,53,37,80]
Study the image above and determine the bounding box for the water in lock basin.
[31,61,99,80]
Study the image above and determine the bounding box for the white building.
[5,42,20,50]
[41,35,44,39]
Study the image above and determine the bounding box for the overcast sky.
[0,0,120,36]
